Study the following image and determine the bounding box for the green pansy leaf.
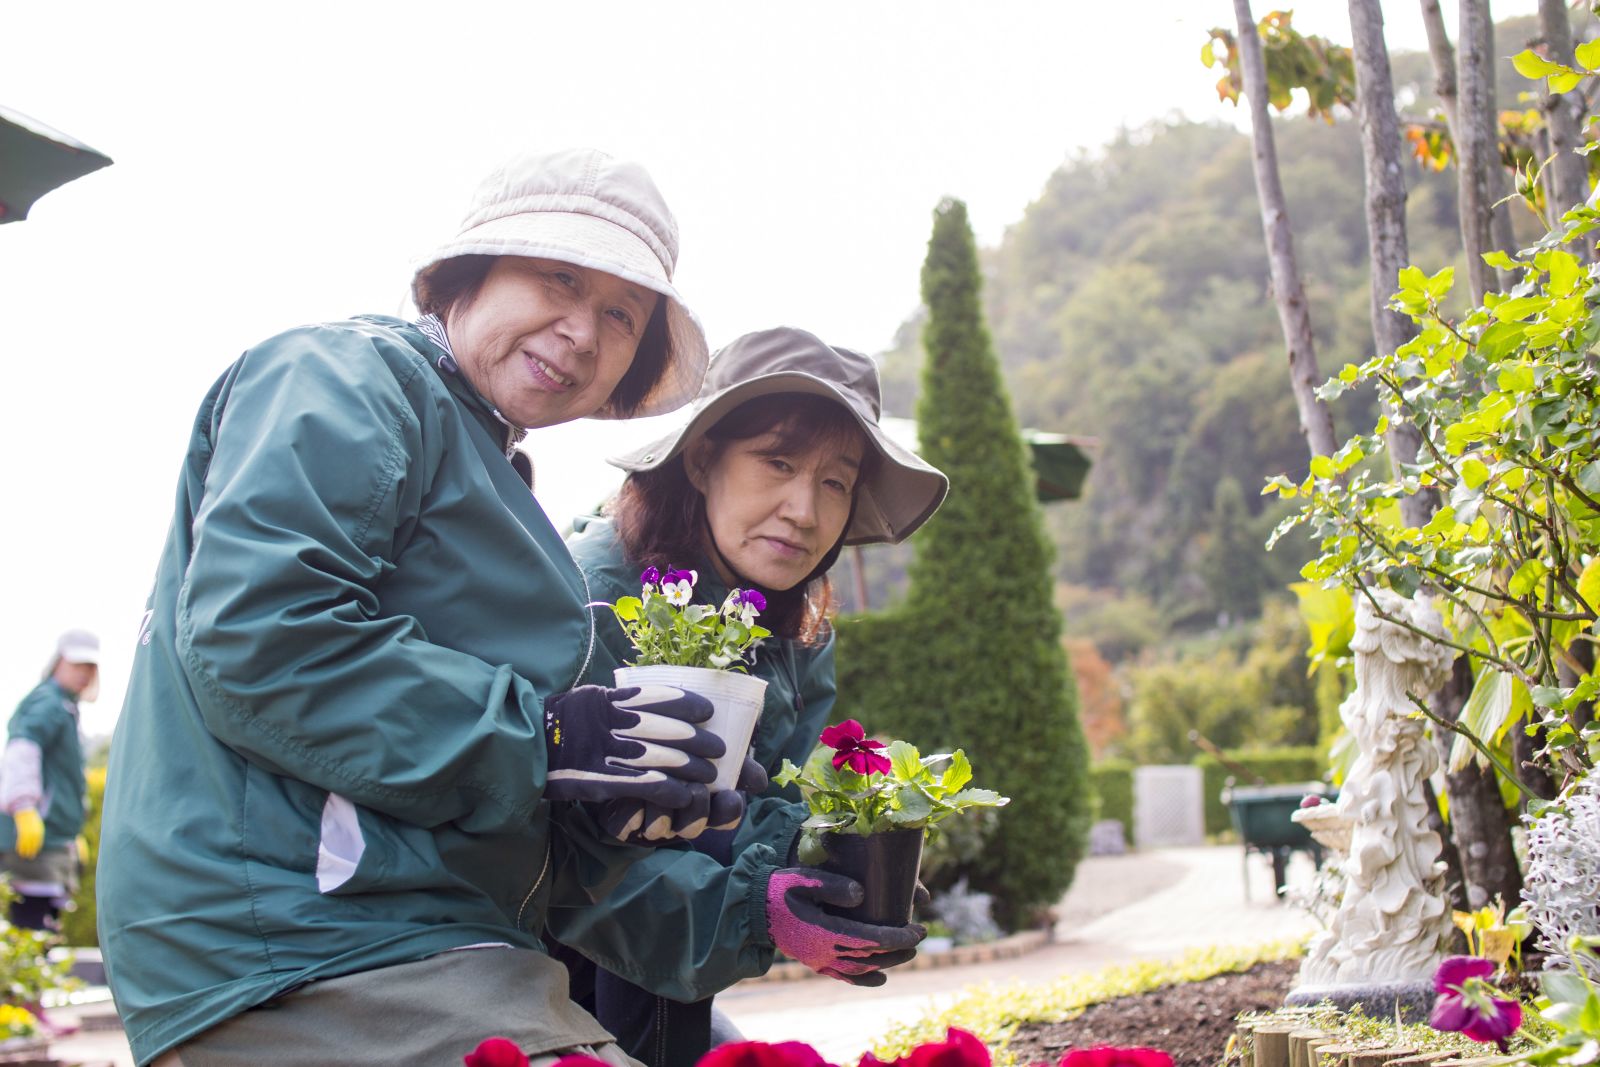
[612,596,642,622]
[941,750,973,795]
[887,739,922,781]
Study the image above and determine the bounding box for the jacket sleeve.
[732,634,834,859]
[544,830,785,1001]
[174,328,551,834]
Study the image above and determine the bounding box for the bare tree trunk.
[1539,0,1592,247]
[1432,658,1526,911]
[1458,0,1516,299]
[1421,0,1461,133]
[1347,0,1438,529]
[1233,0,1340,460]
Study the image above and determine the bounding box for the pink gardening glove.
[764,868,925,985]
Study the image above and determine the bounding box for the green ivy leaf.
[1551,70,1585,93]
[1512,49,1565,79]
[1509,558,1550,597]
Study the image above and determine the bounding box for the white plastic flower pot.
[613,665,768,791]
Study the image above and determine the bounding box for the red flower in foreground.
[700,1040,837,1067]
[465,1038,529,1067]
[820,719,892,776]
[1056,1047,1174,1067]
[857,1029,990,1067]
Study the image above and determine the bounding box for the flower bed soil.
[1004,959,1300,1067]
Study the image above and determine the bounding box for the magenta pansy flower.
[820,719,893,776]
[1429,955,1522,1050]
[698,1040,836,1067]
[463,1037,529,1067]
[1057,1048,1174,1067]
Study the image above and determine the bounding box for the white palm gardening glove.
[542,684,724,808]
[598,754,770,844]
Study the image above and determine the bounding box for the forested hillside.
[861,16,1551,760]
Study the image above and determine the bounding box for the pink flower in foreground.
[820,719,892,776]
[465,1038,529,1067]
[1429,955,1523,1050]
[1056,1047,1174,1067]
[700,1040,837,1067]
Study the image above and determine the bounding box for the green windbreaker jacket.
[98,317,647,1065]
[0,680,86,851]
[546,516,832,1000]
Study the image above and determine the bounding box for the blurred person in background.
[0,627,97,932]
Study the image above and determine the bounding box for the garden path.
[718,843,1323,1064]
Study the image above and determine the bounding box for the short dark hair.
[412,253,672,419]
[608,393,875,643]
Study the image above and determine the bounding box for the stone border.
[745,929,1052,984]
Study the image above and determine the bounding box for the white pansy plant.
[600,566,771,670]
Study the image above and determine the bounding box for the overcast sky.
[1,0,1541,734]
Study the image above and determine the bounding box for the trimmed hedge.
[834,200,1092,930]
[1089,760,1134,843]
[1196,747,1324,836]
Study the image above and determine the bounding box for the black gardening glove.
[543,685,722,807]
[600,754,769,844]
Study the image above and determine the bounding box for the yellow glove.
[12,809,44,860]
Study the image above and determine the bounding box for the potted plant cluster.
[774,721,1009,925]
[599,567,771,790]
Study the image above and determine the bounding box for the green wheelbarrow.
[1221,780,1335,901]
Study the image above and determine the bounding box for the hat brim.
[610,371,948,546]
[412,211,708,419]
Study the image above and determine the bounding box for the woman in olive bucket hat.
[98,148,765,1067]
[549,326,950,1067]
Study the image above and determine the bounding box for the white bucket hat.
[412,148,709,418]
[610,327,949,547]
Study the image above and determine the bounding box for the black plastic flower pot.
[816,827,925,926]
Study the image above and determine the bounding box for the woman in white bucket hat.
[99,149,755,1067]
[550,326,950,1067]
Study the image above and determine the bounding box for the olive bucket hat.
[610,326,949,546]
[412,147,709,418]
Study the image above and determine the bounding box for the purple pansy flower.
[819,719,892,776]
[639,566,662,590]
[726,588,768,626]
[1429,955,1522,1050]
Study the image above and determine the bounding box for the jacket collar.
[403,314,526,457]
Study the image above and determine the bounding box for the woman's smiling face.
[689,421,866,591]
[447,256,660,429]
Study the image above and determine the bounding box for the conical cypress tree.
[897,199,1092,927]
